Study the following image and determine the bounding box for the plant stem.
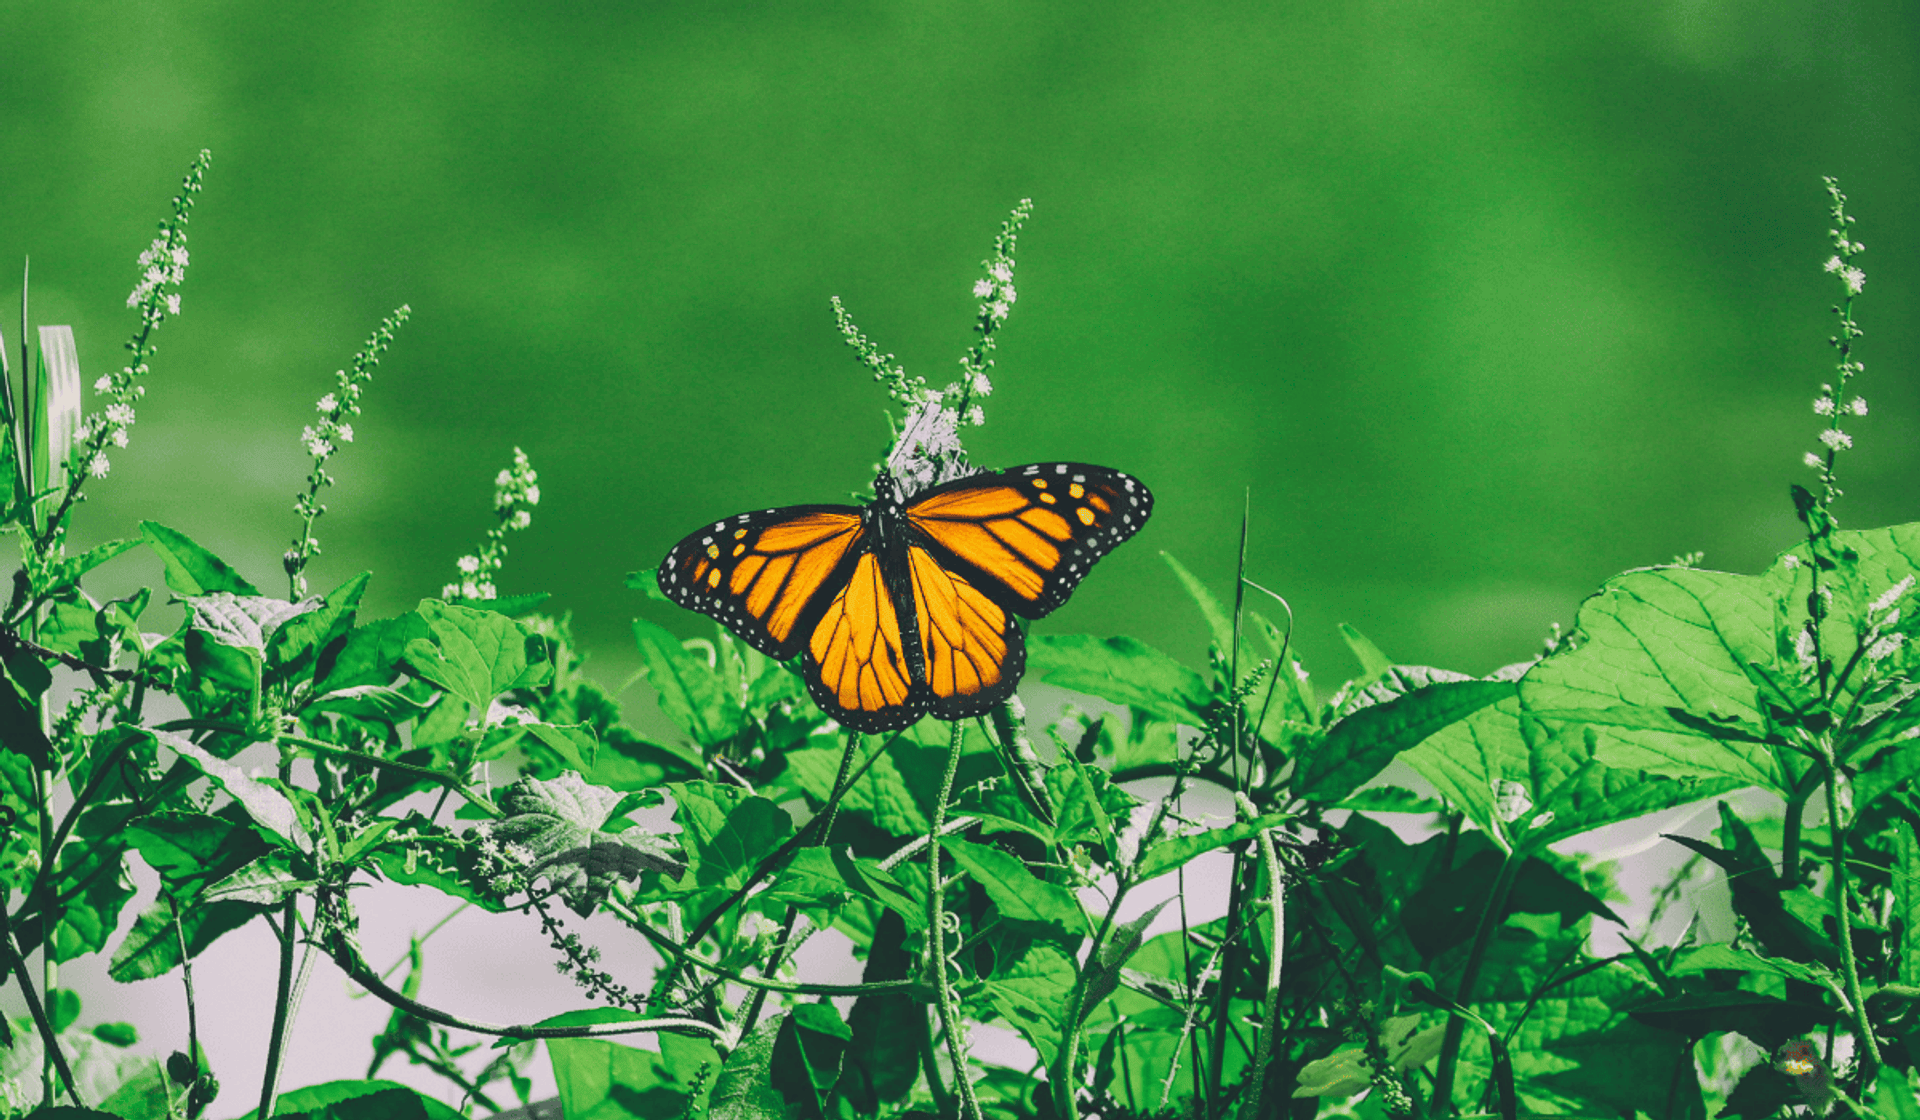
[928,720,982,1120]
[1205,851,1250,1117]
[1823,738,1881,1085]
[0,899,79,1106]
[256,897,299,1119]
[1430,847,1524,1112]
[1235,795,1286,1120]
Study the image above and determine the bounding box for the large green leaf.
[125,809,272,898]
[631,618,741,748]
[1133,812,1293,882]
[315,611,434,694]
[1520,565,1782,789]
[184,592,322,658]
[405,599,550,711]
[109,897,262,981]
[1298,677,1512,803]
[542,1010,704,1120]
[1029,634,1211,724]
[942,837,1087,939]
[153,730,307,851]
[265,1080,464,1119]
[662,781,795,908]
[140,521,260,596]
[268,570,371,682]
[709,1015,787,1120]
[836,909,920,1111]
[983,940,1077,1067]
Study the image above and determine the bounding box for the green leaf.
[773,1005,851,1117]
[1133,812,1293,882]
[983,940,1077,1067]
[405,599,549,711]
[631,617,740,747]
[140,521,261,596]
[1047,756,1137,856]
[1625,990,1833,1050]
[267,1082,461,1120]
[1665,943,1827,984]
[525,721,598,774]
[1030,634,1211,724]
[126,809,272,898]
[1338,622,1395,681]
[484,773,685,916]
[1299,678,1513,802]
[316,611,434,693]
[203,853,314,905]
[109,897,262,981]
[46,987,80,1034]
[1079,900,1169,1024]
[542,1010,704,1120]
[1161,551,1244,669]
[1519,565,1781,789]
[709,1015,788,1120]
[942,838,1086,938]
[0,658,53,769]
[268,571,371,681]
[153,730,308,851]
[837,909,919,1111]
[659,782,794,920]
[185,592,322,658]
[34,326,82,529]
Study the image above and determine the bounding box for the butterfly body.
[659,462,1151,733]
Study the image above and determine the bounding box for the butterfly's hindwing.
[906,544,1023,720]
[656,505,865,661]
[905,463,1153,618]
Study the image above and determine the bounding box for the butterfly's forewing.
[657,505,865,661]
[905,463,1153,618]
[905,543,1024,720]
[805,550,926,732]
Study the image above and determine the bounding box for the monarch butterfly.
[658,462,1152,732]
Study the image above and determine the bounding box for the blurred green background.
[3,0,1916,717]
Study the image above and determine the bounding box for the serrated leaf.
[983,940,1077,1067]
[525,721,598,774]
[942,837,1086,938]
[316,611,434,693]
[1666,943,1827,984]
[709,1015,788,1120]
[185,591,322,657]
[405,599,548,711]
[1134,812,1292,881]
[302,683,431,723]
[1299,678,1511,802]
[204,853,314,905]
[1519,566,1781,789]
[631,617,740,747]
[140,521,260,596]
[1080,899,1169,1024]
[663,781,794,908]
[153,730,307,851]
[483,772,685,916]
[1029,633,1211,723]
[125,809,272,898]
[268,570,371,680]
[109,897,262,981]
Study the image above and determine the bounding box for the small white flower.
[524,484,540,506]
[510,510,532,530]
[105,403,135,426]
[1849,397,1868,416]
[999,285,1017,304]
[1819,429,1853,451]
[1824,256,1844,274]
[165,293,181,316]
[989,301,1009,320]
[965,404,985,425]
[316,393,337,413]
[336,423,353,443]
[475,580,497,600]
[87,452,110,479]
[972,279,994,298]
[112,429,129,448]
[457,554,481,574]
[93,375,113,394]
[1843,267,1866,294]
[1781,554,1801,569]
[990,262,1013,284]
[1813,397,1835,416]
[970,371,992,395]
[441,582,460,599]
[170,246,189,268]
[1804,451,1824,469]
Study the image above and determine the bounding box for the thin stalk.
[1052,874,1133,1120]
[735,909,801,1036]
[928,720,982,1120]
[256,896,299,1119]
[1430,848,1525,1112]
[1205,854,1251,1117]
[918,1007,956,1118]
[1822,739,1881,1085]
[170,897,205,1114]
[0,898,79,1106]
[1235,795,1285,1120]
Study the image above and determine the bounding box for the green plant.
[3,163,1919,1120]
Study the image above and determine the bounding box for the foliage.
[1,161,1918,1120]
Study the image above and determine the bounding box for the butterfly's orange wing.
[903,463,1152,716]
[657,505,866,662]
[803,550,924,731]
